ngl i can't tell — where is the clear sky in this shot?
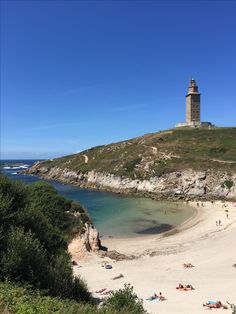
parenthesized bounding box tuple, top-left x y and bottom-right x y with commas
(1, 0, 236, 159)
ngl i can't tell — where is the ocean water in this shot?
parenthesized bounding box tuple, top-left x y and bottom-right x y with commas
(1, 160, 194, 238)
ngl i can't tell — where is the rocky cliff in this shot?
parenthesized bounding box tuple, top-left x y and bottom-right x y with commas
(26, 163, 236, 200)
(68, 223, 103, 259)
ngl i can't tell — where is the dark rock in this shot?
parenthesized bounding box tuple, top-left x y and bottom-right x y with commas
(100, 250, 135, 261)
(136, 223, 173, 235)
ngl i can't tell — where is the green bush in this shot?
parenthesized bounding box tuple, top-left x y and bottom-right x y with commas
(0, 175, 91, 303)
(1, 227, 48, 286)
(223, 180, 234, 189)
(26, 182, 90, 233)
(0, 281, 148, 314)
(16, 206, 67, 254)
(103, 283, 147, 314)
(0, 177, 27, 252)
(124, 158, 142, 173)
(0, 176, 149, 313)
(0, 281, 97, 314)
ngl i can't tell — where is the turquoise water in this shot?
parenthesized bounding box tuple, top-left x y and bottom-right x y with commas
(1, 160, 194, 238)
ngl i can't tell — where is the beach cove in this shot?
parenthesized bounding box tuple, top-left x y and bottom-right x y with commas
(1, 160, 195, 239)
(72, 201, 236, 314)
(2, 162, 236, 313)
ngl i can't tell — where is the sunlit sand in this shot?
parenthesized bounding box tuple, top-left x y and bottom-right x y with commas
(72, 201, 236, 314)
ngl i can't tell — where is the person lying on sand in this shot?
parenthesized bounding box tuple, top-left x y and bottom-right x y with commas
(146, 292, 166, 301)
(185, 284, 194, 290)
(158, 292, 167, 301)
(183, 263, 195, 268)
(111, 273, 124, 280)
(176, 283, 195, 291)
(101, 289, 113, 295)
(203, 301, 228, 309)
(146, 293, 158, 301)
(95, 288, 107, 294)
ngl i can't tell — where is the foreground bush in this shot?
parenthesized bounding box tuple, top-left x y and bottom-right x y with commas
(103, 283, 147, 314)
(0, 281, 147, 314)
(0, 281, 97, 314)
(0, 176, 147, 313)
(0, 175, 91, 302)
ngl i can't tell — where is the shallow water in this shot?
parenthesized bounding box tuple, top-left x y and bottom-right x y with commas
(1, 160, 194, 238)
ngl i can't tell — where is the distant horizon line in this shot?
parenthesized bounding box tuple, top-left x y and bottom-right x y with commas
(1, 158, 46, 161)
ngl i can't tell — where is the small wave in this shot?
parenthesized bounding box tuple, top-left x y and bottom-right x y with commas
(12, 172, 17, 175)
(3, 165, 29, 170)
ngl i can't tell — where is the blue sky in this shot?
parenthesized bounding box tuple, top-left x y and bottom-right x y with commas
(1, 0, 236, 159)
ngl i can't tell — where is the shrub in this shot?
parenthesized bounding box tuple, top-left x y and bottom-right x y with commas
(223, 180, 234, 189)
(0, 176, 148, 312)
(103, 283, 147, 314)
(0, 175, 92, 303)
(0, 227, 49, 287)
(47, 253, 92, 302)
(124, 158, 142, 173)
(0, 281, 97, 314)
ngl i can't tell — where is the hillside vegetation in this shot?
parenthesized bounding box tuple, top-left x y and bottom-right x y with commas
(41, 128, 236, 179)
(0, 175, 91, 302)
(0, 176, 147, 313)
(0, 280, 146, 314)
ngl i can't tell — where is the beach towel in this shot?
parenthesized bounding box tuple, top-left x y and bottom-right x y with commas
(208, 301, 217, 305)
(146, 297, 159, 301)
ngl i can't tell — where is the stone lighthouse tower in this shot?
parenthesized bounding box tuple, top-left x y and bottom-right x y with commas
(186, 78, 201, 125)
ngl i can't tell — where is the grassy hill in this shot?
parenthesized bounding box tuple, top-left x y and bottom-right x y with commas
(41, 128, 236, 179)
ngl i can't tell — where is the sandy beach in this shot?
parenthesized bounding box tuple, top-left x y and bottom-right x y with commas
(73, 201, 236, 314)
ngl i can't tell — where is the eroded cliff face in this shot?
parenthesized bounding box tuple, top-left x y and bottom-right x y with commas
(68, 223, 102, 259)
(25, 162, 236, 200)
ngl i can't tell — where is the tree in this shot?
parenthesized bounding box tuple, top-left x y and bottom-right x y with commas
(0, 176, 92, 303)
(1, 227, 49, 287)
